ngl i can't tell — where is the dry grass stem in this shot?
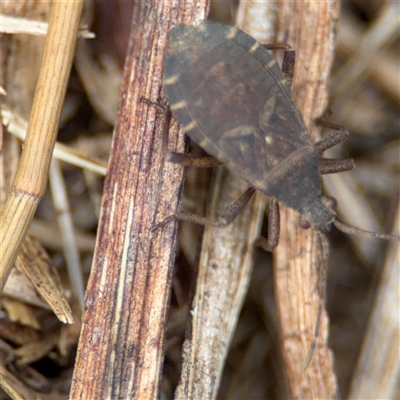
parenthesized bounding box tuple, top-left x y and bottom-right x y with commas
(1, 106, 107, 176)
(236, 1, 339, 398)
(49, 159, 84, 310)
(0, 1, 84, 288)
(0, 14, 94, 39)
(14, 235, 73, 324)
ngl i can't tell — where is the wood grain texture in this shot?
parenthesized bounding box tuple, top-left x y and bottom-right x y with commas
(0, 1, 83, 289)
(237, 1, 339, 398)
(69, 1, 209, 399)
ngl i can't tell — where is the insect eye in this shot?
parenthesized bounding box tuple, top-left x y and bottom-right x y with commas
(324, 196, 337, 210)
(299, 219, 311, 230)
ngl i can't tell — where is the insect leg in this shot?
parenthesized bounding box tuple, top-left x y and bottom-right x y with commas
(254, 199, 280, 252)
(152, 187, 256, 232)
(281, 49, 295, 89)
(318, 158, 354, 175)
(314, 129, 349, 154)
(166, 151, 221, 168)
(263, 44, 295, 88)
(140, 97, 221, 168)
(314, 119, 350, 153)
(314, 119, 355, 174)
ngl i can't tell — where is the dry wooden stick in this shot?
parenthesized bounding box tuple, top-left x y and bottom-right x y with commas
(237, 1, 339, 398)
(70, 2, 208, 399)
(175, 170, 266, 399)
(0, 1, 83, 289)
(272, 1, 339, 398)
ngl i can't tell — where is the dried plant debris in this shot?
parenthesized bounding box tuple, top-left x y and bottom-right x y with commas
(1, 1, 398, 399)
(1, 2, 112, 398)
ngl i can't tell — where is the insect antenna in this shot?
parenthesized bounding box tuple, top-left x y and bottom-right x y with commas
(333, 220, 400, 242)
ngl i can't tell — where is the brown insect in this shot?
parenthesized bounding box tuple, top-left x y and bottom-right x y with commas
(142, 22, 399, 367)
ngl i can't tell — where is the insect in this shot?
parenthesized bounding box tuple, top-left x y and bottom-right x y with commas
(157, 22, 397, 242)
(143, 21, 399, 366)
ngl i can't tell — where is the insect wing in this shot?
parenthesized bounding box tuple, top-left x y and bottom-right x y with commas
(164, 23, 318, 201)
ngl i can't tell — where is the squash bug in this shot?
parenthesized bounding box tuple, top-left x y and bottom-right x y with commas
(143, 22, 399, 366)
